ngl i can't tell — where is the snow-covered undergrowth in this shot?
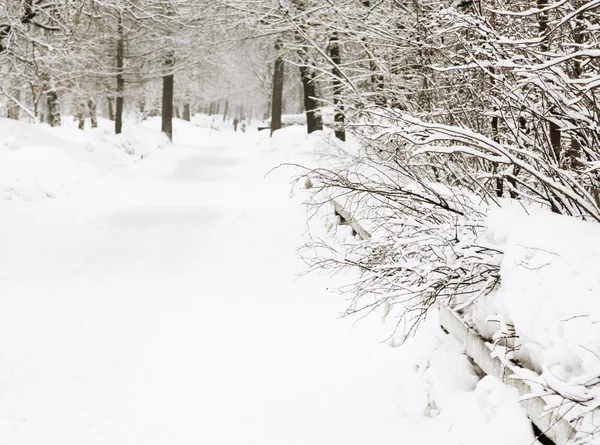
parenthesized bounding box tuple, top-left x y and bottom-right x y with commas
(262, 125, 536, 444)
(282, 119, 600, 440)
(0, 117, 169, 201)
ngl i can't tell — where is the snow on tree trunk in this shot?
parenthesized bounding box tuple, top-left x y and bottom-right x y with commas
(76, 101, 86, 130)
(108, 97, 115, 121)
(7, 89, 20, 120)
(88, 98, 98, 128)
(46, 80, 61, 128)
(329, 32, 345, 142)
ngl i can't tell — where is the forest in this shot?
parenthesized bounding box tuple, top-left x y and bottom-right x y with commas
(3, 0, 600, 350)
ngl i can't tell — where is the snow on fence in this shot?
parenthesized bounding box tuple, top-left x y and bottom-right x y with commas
(329, 198, 577, 445)
(331, 199, 371, 241)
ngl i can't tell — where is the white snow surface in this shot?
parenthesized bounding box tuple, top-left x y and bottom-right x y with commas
(0, 120, 534, 444)
(469, 207, 600, 435)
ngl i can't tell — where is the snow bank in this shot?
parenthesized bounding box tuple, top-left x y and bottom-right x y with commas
(0, 118, 167, 201)
(271, 122, 600, 437)
(466, 208, 600, 433)
(398, 313, 534, 445)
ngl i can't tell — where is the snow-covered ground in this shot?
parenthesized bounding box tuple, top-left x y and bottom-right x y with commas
(466, 207, 600, 437)
(0, 118, 535, 444)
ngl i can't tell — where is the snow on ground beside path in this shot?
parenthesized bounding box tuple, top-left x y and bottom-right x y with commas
(0, 117, 168, 201)
(256, 125, 536, 444)
(0, 120, 534, 444)
(270, 122, 600, 439)
(465, 207, 600, 436)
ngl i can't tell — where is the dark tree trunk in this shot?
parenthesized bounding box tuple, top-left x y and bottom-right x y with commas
(537, 0, 550, 52)
(222, 99, 229, 121)
(270, 42, 285, 136)
(550, 119, 562, 162)
(567, 4, 585, 170)
(491, 111, 502, 197)
(329, 32, 345, 141)
(161, 54, 174, 141)
(88, 98, 98, 128)
(292, 0, 323, 133)
(183, 103, 190, 121)
(115, 13, 124, 135)
(299, 65, 323, 133)
(537, 0, 561, 165)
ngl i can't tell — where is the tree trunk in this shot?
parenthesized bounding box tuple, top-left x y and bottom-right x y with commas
(115, 13, 125, 135)
(537, 0, 561, 164)
(292, 0, 323, 133)
(222, 99, 229, 122)
(537, 0, 550, 52)
(183, 103, 191, 121)
(329, 32, 345, 141)
(46, 86, 61, 127)
(567, 3, 585, 170)
(175, 105, 181, 119)
(271, 43, 287, 137)
(299, 65, 322, 134)
(161, 54, 174, 141)
(88, 98, 98, 128)
(76, 101, 85, 130)
(361, 0, 384, 102)
(550, 119, 562, 162)
(7, 89, 20, 120)
(108, 96, 115, 121)
(492, 114, 503, 197)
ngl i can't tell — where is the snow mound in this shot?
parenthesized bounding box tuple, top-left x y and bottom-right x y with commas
(468, 207, 600, 431)
(404, 314, 534, 445)
(0, 118, 166, 201)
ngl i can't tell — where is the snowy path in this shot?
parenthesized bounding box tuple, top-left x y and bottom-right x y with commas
(0, 132, 418, 444)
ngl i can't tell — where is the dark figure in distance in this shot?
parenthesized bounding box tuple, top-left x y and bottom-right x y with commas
(233, 118, 239, 131)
